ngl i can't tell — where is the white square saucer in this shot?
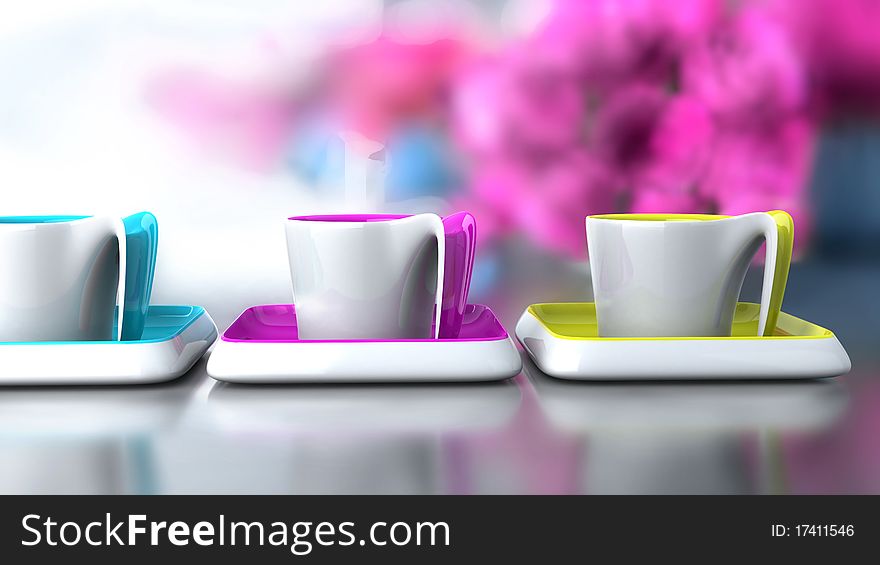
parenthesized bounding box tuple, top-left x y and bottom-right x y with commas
(0, 306, 217, 385)
(207, 304, 522, 383)
(516, 302, 851, 380)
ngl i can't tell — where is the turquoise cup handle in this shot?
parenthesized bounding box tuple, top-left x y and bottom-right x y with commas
(121, 212, 158, 340)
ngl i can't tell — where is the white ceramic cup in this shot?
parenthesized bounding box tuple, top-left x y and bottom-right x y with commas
(0, 216, 127, 341)
(586, 211, 794, 338)
(285, 214, 445, 340)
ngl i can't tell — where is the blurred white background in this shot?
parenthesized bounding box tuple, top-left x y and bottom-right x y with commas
(0, 0, 392, 324)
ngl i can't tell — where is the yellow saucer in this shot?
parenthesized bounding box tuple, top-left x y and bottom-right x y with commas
(528, 302, 833, 341)
(516, 302, 850, 380)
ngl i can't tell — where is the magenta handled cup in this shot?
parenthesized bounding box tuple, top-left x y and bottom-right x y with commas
(285, 212, 476, 340)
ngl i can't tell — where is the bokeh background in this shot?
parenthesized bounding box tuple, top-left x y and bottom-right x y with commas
(1, 0, 879, 494)
(3, 0, 880, 318)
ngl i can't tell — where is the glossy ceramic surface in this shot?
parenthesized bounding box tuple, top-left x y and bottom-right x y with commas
(0, 305, 216, 385)
(286, 213, 445, 340)
(0, 215, 127, 341)
(121, 212, 159, 341)
(516, 302, 851, 380)
(206, 303, 522, 382)
(0, 212, 157, 342)
(221, 303, 506, 342)
(286, 211, 475, 339)
(440, 212, 476, 338)
(586, 211, 793, 337)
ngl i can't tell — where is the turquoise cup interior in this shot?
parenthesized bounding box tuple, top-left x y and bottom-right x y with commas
(0, 212, 158, 341)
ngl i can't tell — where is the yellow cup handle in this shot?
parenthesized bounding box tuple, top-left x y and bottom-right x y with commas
(756, 210, 794, 336)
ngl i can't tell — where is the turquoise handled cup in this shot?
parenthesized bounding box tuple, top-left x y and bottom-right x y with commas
(0, 212, 157, 342)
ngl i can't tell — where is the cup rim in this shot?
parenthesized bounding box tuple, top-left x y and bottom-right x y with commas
(588, 213, 730, 222)
(0, 215, 90, 224)
(288, 214, 412, 223)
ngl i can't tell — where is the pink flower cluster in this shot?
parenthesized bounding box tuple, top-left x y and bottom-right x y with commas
(146, 0, 880, 259)
(454, 0, 833, 257)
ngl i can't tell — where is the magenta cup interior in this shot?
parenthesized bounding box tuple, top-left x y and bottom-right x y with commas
(222, 304, 507, 343)
(288, 214, 410, 222)
(287, 212, 476, 339)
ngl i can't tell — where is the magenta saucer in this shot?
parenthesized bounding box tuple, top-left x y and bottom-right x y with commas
(207, 304, 522, 383)
(222, 304, 507, 343)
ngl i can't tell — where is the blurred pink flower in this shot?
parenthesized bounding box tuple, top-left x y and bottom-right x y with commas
(147, 70, 296, 170)
(320, 37, 467, 139)
(628, 94, 715, 212)
(511, 153, 618, 258)
(702, 117, 816, 249)
(703, 117, 814, 202)
(683, 6, 806, 126)
(590, 83, 668, 171)
(636, 94, 714, 190)
(630, 187, 707, 214)
(469, 159, 528, 220)
(470, 152, 618, 258)
(452, 58, 508, 156)
(453, 47, 585, 159)
(452, 1, 822, 258)
(773, 0, 880, 116)
(536, 0, 722, 87)
(502, 47, 587, 154)
(591, 86, 714, 194)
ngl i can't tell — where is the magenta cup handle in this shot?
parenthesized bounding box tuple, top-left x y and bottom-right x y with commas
(439, 212, 476, 338)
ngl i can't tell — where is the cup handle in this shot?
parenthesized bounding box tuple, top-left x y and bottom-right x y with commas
(428, 216, 446, 340)
(120, 212, 159, 341)
(111, 218, 128, 342)
(438, 211, 476, 339)
(755, 210, 794, 336)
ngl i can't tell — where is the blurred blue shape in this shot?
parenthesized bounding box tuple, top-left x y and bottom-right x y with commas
(285, 124, 345, 187)
(285, 124, 462, 200)
(385, 125, 462, 200)
(467, 251, 501, 300)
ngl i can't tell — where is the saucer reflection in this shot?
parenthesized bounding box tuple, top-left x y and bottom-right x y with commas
(189, 379, 524, 494)
(525, 361, 847, 432)
(0, 363, 204, 494)
(0, 366, 202, 438)
(524, 360, 849, 494)
(203, 379, 522, 436)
